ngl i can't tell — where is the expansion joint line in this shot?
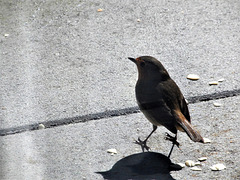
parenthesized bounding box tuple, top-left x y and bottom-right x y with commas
(0, 89, 240, 136)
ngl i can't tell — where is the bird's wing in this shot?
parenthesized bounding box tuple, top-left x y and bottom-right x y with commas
(157, 79, 191, 123)
(179, 96, 191, 123)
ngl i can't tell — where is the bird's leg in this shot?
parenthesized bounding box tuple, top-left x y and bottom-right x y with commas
(165, 133, 180, 158)
(165, 133, 180, 147)
(135, 125, 157, 152)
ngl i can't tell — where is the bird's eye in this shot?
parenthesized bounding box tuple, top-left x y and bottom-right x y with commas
(140, 62, 145, 67)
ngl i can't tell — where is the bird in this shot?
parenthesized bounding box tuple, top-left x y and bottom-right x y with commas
(128, 56, 204, 158)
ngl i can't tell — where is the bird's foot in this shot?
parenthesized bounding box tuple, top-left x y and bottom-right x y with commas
(165, 133, 180, 148)
(135, 137, 150, 152)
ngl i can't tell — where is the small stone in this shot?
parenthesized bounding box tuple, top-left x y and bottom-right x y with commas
(218, 78, 225, 82)
(187, 74, 200, 80)
(185, 160, 195, 167)
(4, 33, 9, 37)
(198, 157, 207, 162)
(97, 8, 103, 12)
(107, 148, 117, 154)
(209, 81, 219, 85)
(177, 163, 185, 168)
(210, 164, 226, 171)
(203, 137, 211, 143)
(137, 19, 141, 22)
(190, 167, 202, 171)
(213, 102, 222, 107)
(195, 162, 201, 166)
(38, 124, 45, 129)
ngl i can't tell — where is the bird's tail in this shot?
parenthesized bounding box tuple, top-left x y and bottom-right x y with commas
(175, 111, 204, 143)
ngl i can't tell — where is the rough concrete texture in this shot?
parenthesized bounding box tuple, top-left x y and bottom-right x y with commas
(0, 0, 240, 179)
(1, 0, 239, 129)
(0, 97, 239, 179)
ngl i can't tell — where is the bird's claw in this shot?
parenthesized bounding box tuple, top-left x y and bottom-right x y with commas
(135, 137, 150, 152)
(165, 133, 180, 148)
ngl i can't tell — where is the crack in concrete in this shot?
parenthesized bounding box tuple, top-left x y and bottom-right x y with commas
(1, 89, 240, 136)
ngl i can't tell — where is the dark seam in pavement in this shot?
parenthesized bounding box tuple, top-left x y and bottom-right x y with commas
(1, 89, 240, 136)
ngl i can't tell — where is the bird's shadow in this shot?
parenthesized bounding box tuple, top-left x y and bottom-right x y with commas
(96, 152, 182, 180)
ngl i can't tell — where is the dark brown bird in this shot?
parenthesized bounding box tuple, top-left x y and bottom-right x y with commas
(128, 56, 204, 157)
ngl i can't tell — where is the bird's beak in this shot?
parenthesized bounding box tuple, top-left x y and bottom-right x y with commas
(128, 57, 137, 63)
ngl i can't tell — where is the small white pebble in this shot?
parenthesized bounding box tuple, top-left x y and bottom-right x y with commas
(177, 163, 185, 168)
(195, 162, 201, 166)
(187, 74, 200, 80)
(210, 164, 226, 171)
(213, 102, 222, 107)
(4, 33, 9, 37)
(137, 19, 141, 22)
(190, 167, 202, 171)
(198, 157, 207, 162)
(218, 78, 225, 82)
(209, 81, 219, 85)
(38, 124, 45, 129)
(203, 137, 211, 143)
(185, 160, 195, 167)
(107, 148, 117, 154)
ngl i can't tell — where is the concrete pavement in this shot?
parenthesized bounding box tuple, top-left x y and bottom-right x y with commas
(1, 0, 239, 179)
(1, 97, 239, 179)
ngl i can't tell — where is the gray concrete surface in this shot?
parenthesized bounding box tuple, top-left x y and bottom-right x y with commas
(0, 97, 239, 179)
(1, 0, 240, 129)
(0, 0, 240, 179)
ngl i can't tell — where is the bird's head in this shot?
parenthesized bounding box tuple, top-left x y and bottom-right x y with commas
(128, 56, 170, 81)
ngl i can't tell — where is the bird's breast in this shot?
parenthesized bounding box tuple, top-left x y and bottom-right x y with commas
(138, 101, 174, 127)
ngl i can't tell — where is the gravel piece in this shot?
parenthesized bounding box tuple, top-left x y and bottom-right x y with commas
(213, 102, 222, 107)
(209, 81, 219, 85)
(210, 164, 226, 171)
(203, 137, 211, 143)
(198, 157, 207, 162)
(187, 74, 200, 80)
(190, 167, 202, 171)
(185, 160, 195, 167)
(107, 148, 117, 155)
(38, 124, 45, 129)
